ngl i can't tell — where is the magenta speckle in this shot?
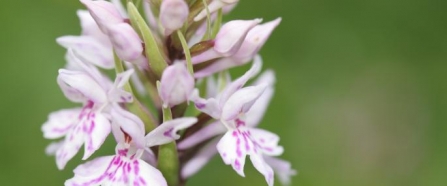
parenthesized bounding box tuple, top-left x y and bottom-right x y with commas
(163, 127, 174, 138)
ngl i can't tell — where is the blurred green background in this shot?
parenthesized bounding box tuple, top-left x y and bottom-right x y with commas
(1, 0, 446, 185)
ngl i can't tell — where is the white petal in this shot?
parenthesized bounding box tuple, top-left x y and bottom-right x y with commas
(110, 104, 145, 148)
(108, 69, 134, 103)
(206, 76, 218, 98)
(67, 49, 113, 90)
(245, 70, 276, 127)
(221, 84, 268, 122)
(145, 117, 198, 147)
(250, 153, 274, 186)
(190, 89, 221, 119)
(217, 129, 252, 177)
(181, 138, 220, 178)
(82, 112, 111, 160)
(57, 36, 114, 69)
(66, 152, 167, 186)
(250, 128, 284, 156)
(58, 69, 108, 104)
(56, 124, 84, 170)
(264, 156, 297, 186)
(45, 141, 65, 156)
(42, 108, 82, 139)
(73, 155, 114, 178)
(218, 56, 262, 105)
(178, 121, 226, 150)
(76, 10, 110, 45)
(194, 57, 239, 78)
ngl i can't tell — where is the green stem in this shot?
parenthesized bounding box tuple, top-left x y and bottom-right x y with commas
(114, 52, 157, 132)
(211, 8, 223, 38)
(201, 0, 212, 40)
(177, 30, 194, 75)
(156, 81, 180, 186)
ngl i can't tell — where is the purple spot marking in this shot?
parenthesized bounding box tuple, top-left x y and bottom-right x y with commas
(235, 119, 245, 128)
(196, 103, 206, 109)
(234, 159, 241, 170)
(163, 127, 174, 138)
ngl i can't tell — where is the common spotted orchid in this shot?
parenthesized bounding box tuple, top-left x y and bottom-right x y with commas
(42, 0, 294, 185)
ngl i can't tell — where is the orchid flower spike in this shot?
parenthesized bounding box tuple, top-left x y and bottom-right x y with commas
(45, 0, 293, 185)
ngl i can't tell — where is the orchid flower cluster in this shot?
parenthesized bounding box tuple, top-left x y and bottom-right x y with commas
(41, 0, 295, 185)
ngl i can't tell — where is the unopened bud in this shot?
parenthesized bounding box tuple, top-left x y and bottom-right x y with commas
(160, 0, 189, 36)
(159, 62, 195, 108)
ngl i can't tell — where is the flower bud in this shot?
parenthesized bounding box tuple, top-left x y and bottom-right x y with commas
(214, 19, 261, 56)
(159, 62, 195, 108)
(106, 23, 143, 62)
(190, 19, 261, 64)
(193, 19, 281, 77)
(160, 0, 189, 36)
(233, 18, 282, 62)
(80, 0, 124, 34)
